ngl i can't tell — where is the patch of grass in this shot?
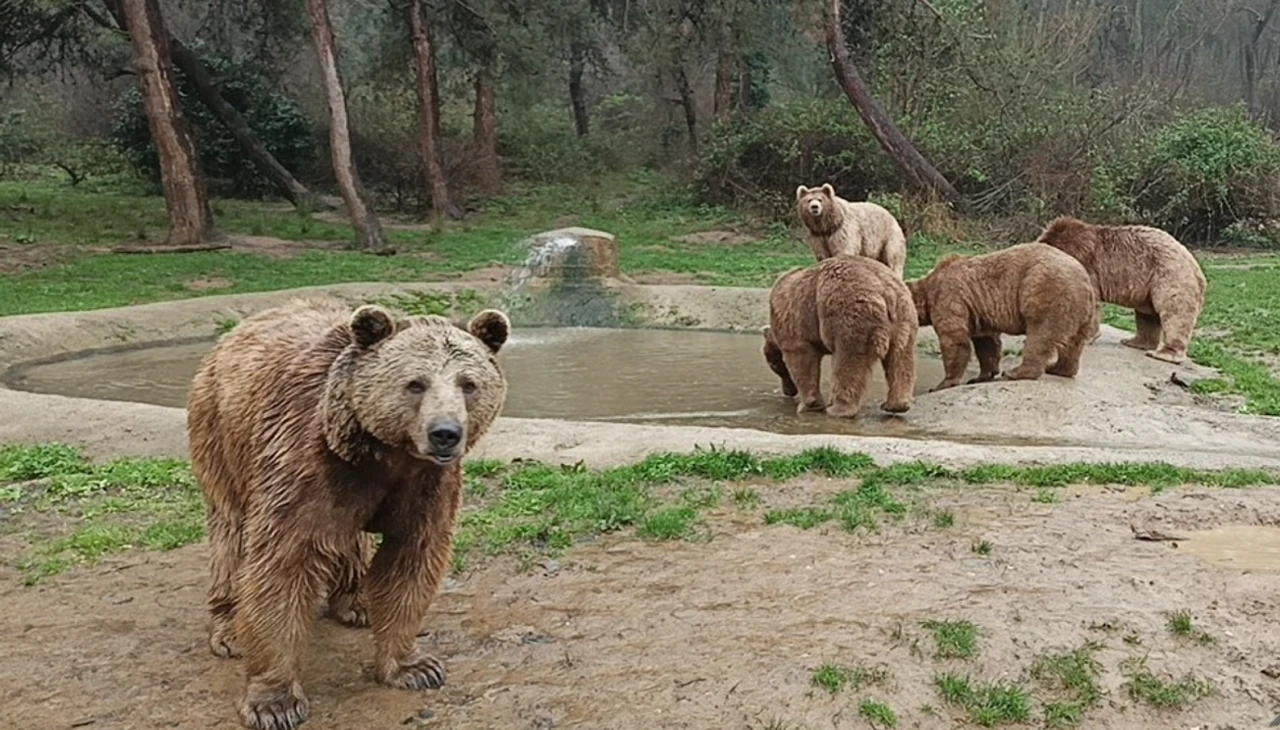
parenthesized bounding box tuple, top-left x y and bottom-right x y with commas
(0, 444, 204, 584)
(732, 487, 760, 508)
(922, 619, 979, 660)
(932, 509, 955, 528)
(764, 506, 833, 529)
(971, 539, 993, 555)
(1030, 643, 1102, 728)
(934, 673, 1031, 727)
(215, 317, 238, 335)
(857, 699, 898, 728)
(0, 443, 90, 481)
(810, 663, 890, 695)
(957, 460, 1278, 490)
(1165, 609, 1216, 645)
(1120, 657, 1214, 709)
(637, 505, 701, 540)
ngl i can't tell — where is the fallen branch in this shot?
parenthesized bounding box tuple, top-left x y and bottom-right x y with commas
(111, 243, 233, 254)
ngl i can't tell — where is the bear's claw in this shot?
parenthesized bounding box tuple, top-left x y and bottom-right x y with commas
(239, 683, 308, 730)
(383, 652, 447, 691)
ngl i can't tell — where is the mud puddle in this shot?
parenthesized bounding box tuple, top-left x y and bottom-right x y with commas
(1179, 525, 1280, 572)
(4, 327, 981, 439)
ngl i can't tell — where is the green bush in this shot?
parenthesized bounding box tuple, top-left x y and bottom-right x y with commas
(497, 103, 645, 184)
(1091, 106, 1280, 241)
(693, 100, 898, 220)
(111, 44, 317, 199)
(0, 109, 49, 169)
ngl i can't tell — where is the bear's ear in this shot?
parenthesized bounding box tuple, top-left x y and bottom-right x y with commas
(350, 305, 397, 350)
(820, 183, 835, 198)
(795, 185, 808, 201)
(468, 309, 510, 354)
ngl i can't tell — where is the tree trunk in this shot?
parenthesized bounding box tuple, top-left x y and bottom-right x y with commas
(822, 0, 969, 212)
(305, 0, 387, 251)
(116, 0, 217, 246)
(569, 43, 590, 137)
(736, 56, 752, 113)
(713, 8, 736, 120)
(409, 0, 452, 223)
(673, 64, 698, 155)
(168, 39, 333, 211)
(472, 64, 502, 195)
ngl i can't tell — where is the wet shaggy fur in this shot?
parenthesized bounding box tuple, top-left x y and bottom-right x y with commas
(908, 243, 1099, 391)
(1036, 216, 1207, 363)
(186, 298, 510, 730)
(796, 183, 907, 278)
(763, 255, 917, 417)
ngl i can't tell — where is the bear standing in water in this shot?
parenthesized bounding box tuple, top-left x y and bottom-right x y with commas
(763, 255, 918, 417)
(187, 299, 510, 730)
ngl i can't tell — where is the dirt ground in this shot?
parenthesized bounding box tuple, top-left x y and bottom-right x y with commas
(3, 481, 1280, 730)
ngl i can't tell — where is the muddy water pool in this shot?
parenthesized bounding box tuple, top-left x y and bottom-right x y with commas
(6, 327, 961, 438)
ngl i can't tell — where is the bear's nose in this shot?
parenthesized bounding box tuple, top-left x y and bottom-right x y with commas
(427, 422, 462, 451)
(809, 203, 821, 213)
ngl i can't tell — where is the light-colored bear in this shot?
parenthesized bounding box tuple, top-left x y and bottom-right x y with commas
(796, 183, 907, 279)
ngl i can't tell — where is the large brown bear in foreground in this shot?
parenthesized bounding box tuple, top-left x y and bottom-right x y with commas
(796, 183, 907, 278)
(908, 243, 1098, 391)
(186, 298, 510, 730)
(762, 255, 917, 417)
(1036, 216, 1206, 364)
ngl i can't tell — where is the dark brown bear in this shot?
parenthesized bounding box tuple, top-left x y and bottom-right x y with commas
(763, 255, 917, 417)
(186, 298, 510, 730)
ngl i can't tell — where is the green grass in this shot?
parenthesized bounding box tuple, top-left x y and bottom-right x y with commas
(810, 663, 890, 695)
(0, 443, 203, 584)
(857, 699, 898, 728)
(934, 673, 1032, 726)
(922, 619, 979, 660)
(1030, 643, 1103, 728)
(1164, 609, 1216, 645)
(1120, 657, 1214, 709)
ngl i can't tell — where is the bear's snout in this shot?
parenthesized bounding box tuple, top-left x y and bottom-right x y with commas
(427, 420, 463, 451)
(807, 201, 822, 216)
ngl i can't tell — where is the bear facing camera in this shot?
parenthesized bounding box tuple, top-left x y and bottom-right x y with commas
(185, 298, 510, 730)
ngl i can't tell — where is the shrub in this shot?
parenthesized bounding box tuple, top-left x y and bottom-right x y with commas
(693, 100, 898, 220)
(1091, 106, 1280, 242)
(111, 44, 317, 199)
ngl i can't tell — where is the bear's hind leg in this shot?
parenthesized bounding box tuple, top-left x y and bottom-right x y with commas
(782, 346, 825, 413)
(1121, 311, 1161, 351)
(968, 335, 1002, 385)
(826, 345, 876, 418)
(1003, 325, 1056, 380)
(233, 526, 329, 730)
(881, 327, 916, 413)
(1147, 284, 1202, 364)
(206, 505, 245, 658)
(366, 489, 460, 692)
(326, 532, 374, 628)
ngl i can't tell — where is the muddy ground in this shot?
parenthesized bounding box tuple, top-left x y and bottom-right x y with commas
(4, 481, 1280, 729)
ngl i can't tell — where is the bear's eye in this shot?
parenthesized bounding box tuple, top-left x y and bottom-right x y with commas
(406, 379, 426, 394)
(460, 379, 478, 395)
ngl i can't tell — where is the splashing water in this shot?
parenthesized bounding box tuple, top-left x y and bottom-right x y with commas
(497, 232, 628, 328)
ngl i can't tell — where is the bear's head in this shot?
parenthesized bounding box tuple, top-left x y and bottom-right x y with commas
(796, 183, 838, 218)
(324, 305, 510, 466)
(760, 325, 798, 397)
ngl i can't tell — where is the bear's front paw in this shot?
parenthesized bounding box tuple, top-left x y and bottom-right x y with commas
(239, 681, 308, 730)
(929, 378, 961, 392)
(826, 402, 860, 418)
(965, 373, 996, 385)
(880, 399, 911, 413)
(380, 649, 446, 691)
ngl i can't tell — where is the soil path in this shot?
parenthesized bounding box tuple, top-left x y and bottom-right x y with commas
(3, 485, 1280, 729)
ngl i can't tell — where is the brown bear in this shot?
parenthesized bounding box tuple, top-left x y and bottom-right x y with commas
(1035, 216, 1207, 364)
(186, 298, 510, 730)
(796, 183, 908, 278)
(907, 243, 1099, 391)
(763, 255, 917, 417)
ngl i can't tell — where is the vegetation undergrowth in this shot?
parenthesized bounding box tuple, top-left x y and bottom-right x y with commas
(5, 442, 1277, 584)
